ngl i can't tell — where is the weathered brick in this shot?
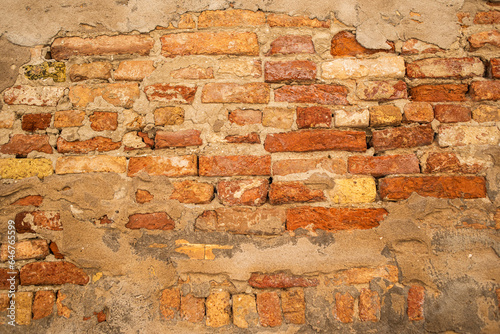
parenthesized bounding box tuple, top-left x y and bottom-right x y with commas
(196, 208, 285, 235)
(225, 133, 260, 144)
(114, 60, 155, 81)
(16, 291, 33, 325)
(329, 177, 376, 204)
(54, 110, 85, 128)
(164, 13, 195, 29)
(0, 268, 19, 290)
(256, 292, 282, 327)
(438, 125, 499, 146)
(281, 288, 305, 324)
(287, 207, 387, 231)
(0, 110, 15, 129)
(199, 155, 270, 176)
(264, 60, 316, 82)
(331, 265, 399, 285)
(359, 289, 380, 322)
(57, 136, 120, 154)
(233, 294, 258, 328)
(406, 57, 484, 78)
(144, 84, 197, 104)
(403, 102, 434, 123)
(32, 290, 55, 320)
(468, 30, 500, 49)
(56, 291, 71, 318)
(198, 9, 265, 27)
(217, 179, 268, 206)
(472, 105, 500, 122)
(155, 129, 202, 148)
(474, 11, 500, 24)
(56, 156, 126, 174)
(349, 155, 420, 177)
(369, 105, 402, 127)
(434, 104, 471, 123)
(1, 134, 52, 156)
(160, 287, 180, 320)
(154, 107, 184, 126)
(273, 157, 346, 176)
(128, 155, 197, 177)
(161, 32, 259, 56)
(410, 84, 468, 102)
(408, 286, 425, 321)
(171, 65, 214, 79)
(470, 80, 500, 101)
(330, 31, 393, 57)
(180, 294, 205, 323)
(228, 109, 262, 125)
(202, 83, 270, 104)
(24, 62, 65, 82)
(0, 158, 53, 179)
(15, 211, 62, 233)
(371, 125, 434, 151)
(262, 107, 294, 129)
(218, 59, 262, 78)
(268, 13, 330, 28)
(136, 189, 154, 204)
(491, 59, 500, 79)
(170, 180, 214, 204)
(0, 239, 49, 261)
(357, 80, 407, 100)
(21, 113, 52, 132)
(274, 84, 348, 105)
(335, 109, 370, 128)
(264, 129, 366, 153)
(269, 181, 325, 205)
(425, 152, 484, 174)
(51, 35, 154, 60)
(206, 291, 231, 328)
(123, 131, 154, 150)
(379, 176, 487, 200)
(4, 85, 65, 106)
(267, 35, 315, 55)
(69, 62, 112, 81)
(402, 39, 443, 55)
(20, 261, 88, 285)
(249, 272, 319, 289)
(69, 83, 140, 108)
(126, 212, 175, 230)
(322, 56, 405, 80)
(335, 292, 354, 323)
(297, 106, 332, 128)
(11, 195, 43, 207)
(89, 112, 118, 131)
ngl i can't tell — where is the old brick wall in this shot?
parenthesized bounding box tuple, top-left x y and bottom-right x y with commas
(0, 2, 499, 333)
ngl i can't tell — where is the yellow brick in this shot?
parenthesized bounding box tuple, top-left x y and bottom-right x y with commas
(206, 291, 231, 327)
(15, 292, 33, 325)
(0, 158, 53, 179)
(329, 177, 376, 203)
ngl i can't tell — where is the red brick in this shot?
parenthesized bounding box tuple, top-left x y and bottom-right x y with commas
(267, 35, 315, 55)
(424, 152, 484, 174)
(199, 155, 271, 176)
(51, 35, 154, 60)
(49, 242, 64, 259)
(0, 268, 19, 290)
(161, 32, 259, 56)
(54, 110, 85, 128)
(359, 289, 380, 322)
(474, 11, 500, 24)
(356, 80, 407, 100)
(89, 112, 118, 131)
(256, 292, 282, 327)
(69, 62, 112, 81)
(264, 129, 366, 153)
(3, 85, 65, 106)
(379, 176, 487, 200)
(406, 57, 484, 78)
(0, 239, 49, 261)
(69, 83, 140, 108)
(160, 287, 180, 320)
(56, 136, 120, 153)
(228, 109, 262, 125)
(296, 106, 332, 128)
(348, 155, 420, 177)
(11, 195, 43, 207)
(128, 155, 197, 177)
(281, 288, 305, 324)
(225, 133, 260, 144)
(180, 294, 205, 323)
(15, 211, 62, 233)
(267, 13, 330, 28)
(1, 134, 52, 155)
(202, 83, 270, 104)
(32, 290, 55, 320)
(371, 125, 434, 151)
(434, 104, 471, 123)
(126, 212, 175, 230)
(410, 84, 468, 102)
(170, 180, 214, 204)
(21, 113, 52, 131)
(136, 189, 154, 204)
(408, 285, 425, 321)
(249, 272, 318, 289)
(468, 30, 500, 49)
(335, 292, 354, 323)
(155, 129, 202, 148)
(217, 179, 268, 206)
(273, 157, 346, 176)
(274, 84, 348, 105)
(330, 31, 393, 57)
(403, 102, 434, 123)
(114, 60, 155, 81)
(264, 60, 316, 82)
(171, 66, 214, 79)
(470, 80, 500, 100)
(20, 261, 89, 285)
(198, 9, 265, 27)
(145, 84, 197, 104)
(286, 207, 388, 231)
(491, 58, 500, 78)
(401, 39, 443, 55)
(269, 182, 325, 205)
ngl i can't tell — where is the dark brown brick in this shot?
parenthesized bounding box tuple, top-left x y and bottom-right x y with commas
(1, 134, 52, 156)
(21, 113, 51, 131)
(15, 211, 62, 233)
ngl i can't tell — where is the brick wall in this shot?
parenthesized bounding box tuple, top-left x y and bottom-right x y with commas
(0, 7, 499, 333)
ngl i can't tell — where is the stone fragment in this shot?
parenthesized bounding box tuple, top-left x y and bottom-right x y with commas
(434, 104, 471, 123)
(335, 109, 369, 128)
(123, 132, 153, 150)
(267, 35, 315, 55)
(359, 289, 380, 322)
(281, 289, 306, 324)
(126, 212, 175, 230)
(206, 291, 231, 327)
(269, 182, 325, 205)
(0, 158, 53, 179)
(155, 129, 202, 148)
(170, 180, 214, 204)
(274, 84, 348, 105)
(199, 155, 271, 176)
(128, 155, 197, 177)
(69, 83, 140, 108)
(32, 290, 55, 320)
(296, 106, 332, 128)
(410, 84, 468, 102)
(406, 57, 484, 78)
(268, 13, 330, 28)
(233, 294, 258, 328)
(21, 113, 52, 131)
(198, 9, 265, 27)
(357, 80, 407, 100)
(256, 292, 282, 327)
(202, 83, 270, 104)
(160, 287, 180, 320)
(171, 65, 214, 79)
(228, 109, 261, 125)
(321, 56, 405, 79)
(369, 105, 402, 127)
(438, 125, 499, 146)
(470, 80, 500, 101)
(136, 189, 154, 204)
(217, 179, 268, 206)
(262, 107, 294, 129)
(11, 195, 43, 207)
(180, 294, 205, 323)
(15, 211, 62, 233)
(114, 60, 155, 81)
(144, 84, 197, 104)
(4, 85, 65, 106)
(56, 156, 127, 174)
(371, 125, 434, 151)
(218, 59, 262, 78)
(264, 60, 316, 82)
(408, 286, 425, 321)
(329, 177, 376, 204)
(20, 261, 89, 285)
(0, 239, 49, 261)
(69, 62, 112, 81)
(335, 292, 354, 323)
(1, 134, 52, 155)
(403, 102, 434, 123)
(348, 155, 420, 177)
(54, 110, 85, 128)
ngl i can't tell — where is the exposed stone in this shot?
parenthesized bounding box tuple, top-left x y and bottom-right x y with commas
(180, 294, 205, 323)
(228, 109, 261, 125)
(11, 195, 43, 207)
(274, 84, 348, 105)
(262, 107, 294, 129)
(267, 35, 315, 55)
(321, 56, 405, 80)
(136, 189, 154, 204)
(359, 289, 380, 322)
(491, 58, 500, 79)
(331, 265, 399, 285)
(218, 59, 262, 78)
(170, 180, 214, 204)
(406, 57, 484, 78)
(269, 181, 325, 205)
(0, 239, 49, 261)
(470, 80, 500, 101)
(15, 211, 62, 233)
(198, 9, 265, 27)
(438, 125, 499, 146)
(24, 62, 66, 82)
(249, 272, 319, 289)
(0, 158, 53, 179)
(335, 292, 354, 323)
(206, 291, 231, 328)
(0, 110, 15, 129)
(474, 11, 500, 24)
(160, 287, 180, 320)
(268, 13, 330, 28)
(468, 30, 500, 49)
(154, 107, 184, 126)
(401, 39, 443, 54)
(15, 291, 33, 325)
(20, 261, 89, 285)
(4, 85, 65, 106)
(56, 291, 71, 318)
(126, 212, 175, 230)
(217, 179, 268, 206)
(202, 83, 270, 104)
(472, 105, 500, 122)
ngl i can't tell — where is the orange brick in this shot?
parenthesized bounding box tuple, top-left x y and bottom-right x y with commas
(155, 129, 202, 148)
(11, 195, 43, 207)
(170, 66, 214, 79)
(15, 211, 61, 233)
(89, 112, 118, 131)
(359, 289, 380, 322)
(407, 286, 425, 321)
(331, 31, 393, 57)
(114, 60, 155, 81)
(371, 125, 434, 151)
(272, 157, 346, 176)
(264, 60, 316, 82)
(199, 155, 271, 176)
(128, 155, 197, 177)
(217, 179, 268, 206)
(268, 35, 315, 55)
(228, 109, 262, 125)
(335, 292, 354, 323)
(145, 84, 197, 104)
(126, 212, 174, 230)
(69, 83, 140, 108)
(160, 288, 180, 320)
(348, 155, 420, 177)
(470, 80, 500, 101)
(21, 113, 51, 131)
(474, 11, 500, 24)
(267, 13, 330, 28)
(256, 292, 282, 327)
(274, 85, 348, 105)
(296, 106, 332, 129)
(56, 156, 127, 174)
(69, 62, 112, 81)
(198, 9, 265, 28)
(406, 57, 484, 78)
(269, 182, 325, 205)
(20, 261, 89, 285)
(56, 137, 120, 154)
(468, 30, 500, 49)
(170, 180, 214, 204)
(202, 83, 270, 104)
(54, 110, 85, 128)
(0, 134, 52, 156)
(4, 85, 65, 106)
(180, 294, 205, 323)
